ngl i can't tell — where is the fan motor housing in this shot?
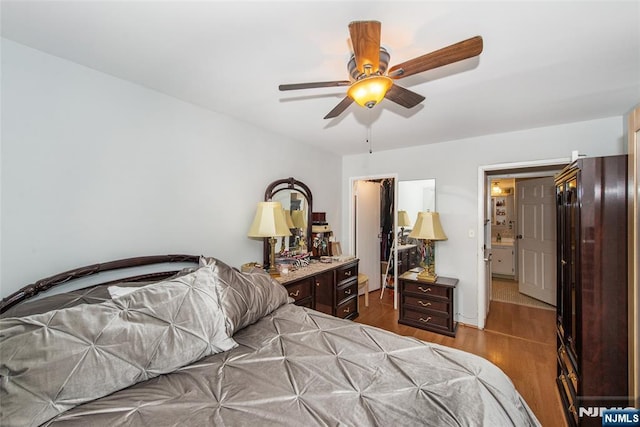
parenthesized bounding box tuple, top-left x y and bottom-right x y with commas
(348, 47, 390, 81)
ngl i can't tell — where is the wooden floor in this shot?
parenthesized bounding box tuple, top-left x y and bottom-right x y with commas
(356, 289, 566, 427)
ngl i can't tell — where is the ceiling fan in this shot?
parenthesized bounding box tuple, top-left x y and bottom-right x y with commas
(279, 21, 483, 119)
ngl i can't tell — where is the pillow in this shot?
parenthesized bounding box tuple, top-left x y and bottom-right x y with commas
(0, 265, 237, 427)
(107, 283, 152, 298)
(199, 256, 292, 335)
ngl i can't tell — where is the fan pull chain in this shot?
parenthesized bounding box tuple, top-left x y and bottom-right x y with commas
(366, 111, 373, 154)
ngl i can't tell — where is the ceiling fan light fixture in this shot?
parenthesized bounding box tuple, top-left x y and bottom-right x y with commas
(347, 75, 392, 108)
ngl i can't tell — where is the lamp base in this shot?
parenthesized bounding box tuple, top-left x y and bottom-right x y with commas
(268, 267, 281, 278)
(416, 270, 438, 283)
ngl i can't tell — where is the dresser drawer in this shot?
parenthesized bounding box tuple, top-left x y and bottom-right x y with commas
(403, 295, 449, 317)
(285, 278, 313, 303)
(337, 280, 358, 306)
(336, 296, 357, 319)
(404, 282, 450, 300)
(336, 263, 358, 286)
(402, 307, 450, 330)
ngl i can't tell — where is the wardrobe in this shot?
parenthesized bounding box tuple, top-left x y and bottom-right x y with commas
(555, 155, 628, 426)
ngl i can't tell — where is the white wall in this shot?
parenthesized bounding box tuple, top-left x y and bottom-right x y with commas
(341, 117, 626, 327)
(0, 39, 342, 297)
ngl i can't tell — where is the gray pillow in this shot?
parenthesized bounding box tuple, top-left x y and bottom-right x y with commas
(0, 265, 237, 427)
(200, 257, 292, 335)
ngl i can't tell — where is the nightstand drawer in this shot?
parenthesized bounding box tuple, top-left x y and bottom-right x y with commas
(403, 295, 449, 316)
(336, 263, 358, 285)
(398, 274, 458, 337)
(404, 282, 450, 300)
(285, 278, 313, 303)
(336, 296, 357, 319)
(337, 280, 358, 306)
(402, 308, 450, 329)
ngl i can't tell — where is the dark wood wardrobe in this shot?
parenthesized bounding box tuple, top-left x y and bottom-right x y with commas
(555, 155, 629, 427)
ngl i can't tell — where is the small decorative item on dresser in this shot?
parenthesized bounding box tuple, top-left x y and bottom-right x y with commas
(408, 211, 447, 283)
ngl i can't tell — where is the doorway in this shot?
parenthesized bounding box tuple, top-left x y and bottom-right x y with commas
(477, 159, 569, 329)
(350, 174, 398, 309)
(488, 176, 557, 313)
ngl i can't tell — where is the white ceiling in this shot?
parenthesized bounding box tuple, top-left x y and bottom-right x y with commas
(2, 1, 639, 155)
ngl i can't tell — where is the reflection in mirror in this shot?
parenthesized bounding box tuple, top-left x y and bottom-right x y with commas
(398, 179, 436, 266)
(272, 190, 308, 254)
(398, 179, 436, 229)
(263, 178, 313, 269)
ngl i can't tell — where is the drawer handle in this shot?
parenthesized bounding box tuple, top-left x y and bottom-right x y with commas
(418, 301, 432, 307)
(345, 289, 352, 295)
(316, 282, 320, 287)
(418, 287, 432, 293)
(343, 307, 350, 313)
(290, 290, 300, 297)
(568, 372, 577, 381)
(345, 271, 352, 277)
(419, 317, 432, 323)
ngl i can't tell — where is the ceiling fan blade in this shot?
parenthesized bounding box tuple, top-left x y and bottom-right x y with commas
(388, 36, 483, 79)
(324, 97, 354, 119)
(279, 81, 351, 91)
(348, 20, 381, 74)
(384, 84, 425, 109)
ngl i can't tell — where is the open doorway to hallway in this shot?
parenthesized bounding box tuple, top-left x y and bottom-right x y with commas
(488, 175, 557, 317)
(477, 159, 568, 333)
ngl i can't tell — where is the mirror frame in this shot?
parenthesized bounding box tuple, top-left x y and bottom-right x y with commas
(263, 177, 313, 268)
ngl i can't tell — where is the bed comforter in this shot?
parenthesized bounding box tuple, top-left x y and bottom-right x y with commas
(41, 302, 539, 426)
(1, 258, 540, 426)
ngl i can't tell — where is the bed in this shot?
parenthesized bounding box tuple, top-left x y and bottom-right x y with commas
(0, 254, 540, 426)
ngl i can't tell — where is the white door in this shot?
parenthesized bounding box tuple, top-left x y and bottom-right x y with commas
(355, 181, 381, 292)
(484, 179, 493, 318)
(517, 176, 556, 305)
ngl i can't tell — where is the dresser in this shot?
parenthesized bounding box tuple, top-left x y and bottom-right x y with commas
(275, 258, 359, 320)
(397, 244, 419, 275)
(555, 155, 628, 427)
(398, 271, 458, 337)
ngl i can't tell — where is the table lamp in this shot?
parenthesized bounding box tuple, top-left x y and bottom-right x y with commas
(279, 209, 296, 253)
(408, 211, 447, 282)
(397, 210, 411, 245)
(248, 201, 292, 276)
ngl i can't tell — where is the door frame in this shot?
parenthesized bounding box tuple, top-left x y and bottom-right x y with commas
(349, 173, 399, 309)
(477, 158, 569, 329)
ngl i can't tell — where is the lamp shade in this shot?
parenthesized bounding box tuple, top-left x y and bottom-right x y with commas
(290, 210, 307, 229)
(397, 210, 411, 228)
(284, 209, 295, 229)
(408, 212, 447, 241)
(347, 75, 393, 108)
(248, 202, 292, 238)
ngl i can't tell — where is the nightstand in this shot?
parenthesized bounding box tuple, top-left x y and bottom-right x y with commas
(398, 271, 458, 337)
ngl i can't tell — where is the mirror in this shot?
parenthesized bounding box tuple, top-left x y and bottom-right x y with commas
(398, 179, 436, 267)
(263, 177, 313, 268)
(398, 179, 436, 232)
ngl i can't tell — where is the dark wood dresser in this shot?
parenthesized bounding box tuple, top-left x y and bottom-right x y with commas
(397, 244, 419, 275)
(398, 271, 458, 337)
(555, 155, 628, 427)
(276, 259, 359, 320)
